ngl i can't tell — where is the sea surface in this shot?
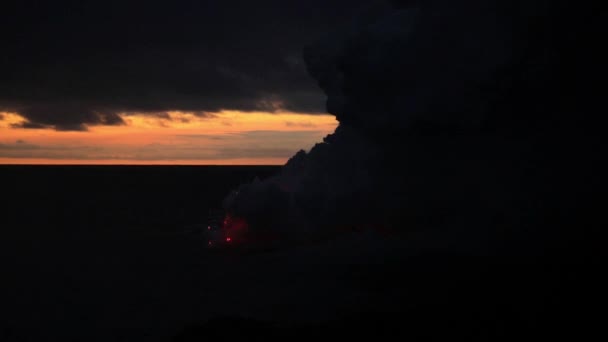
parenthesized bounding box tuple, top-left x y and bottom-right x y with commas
(0, 165, 280, 238)
(0, 166, 600, 341)
(0, 165, 281, 341)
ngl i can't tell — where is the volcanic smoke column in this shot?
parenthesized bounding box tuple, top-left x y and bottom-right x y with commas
(223, 0, 608, 246)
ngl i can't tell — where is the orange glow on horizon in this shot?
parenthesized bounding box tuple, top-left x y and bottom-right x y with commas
(0, 157, 287, 165)
(0, 110, 337, 165)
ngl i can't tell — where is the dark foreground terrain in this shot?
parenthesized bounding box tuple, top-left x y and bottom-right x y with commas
(0, 166, 603, 341)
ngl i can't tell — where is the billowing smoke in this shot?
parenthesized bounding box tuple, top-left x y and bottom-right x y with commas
(222, 0, 607, 250)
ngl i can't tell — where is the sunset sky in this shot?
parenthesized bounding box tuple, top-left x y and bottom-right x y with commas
(0, 0, 365, 165)
(0, 110, 337, 165)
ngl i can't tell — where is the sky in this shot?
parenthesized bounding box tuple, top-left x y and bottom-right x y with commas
(0, 0, 371, 164)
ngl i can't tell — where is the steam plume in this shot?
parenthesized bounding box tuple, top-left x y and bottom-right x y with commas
(223, 0, 607, 251)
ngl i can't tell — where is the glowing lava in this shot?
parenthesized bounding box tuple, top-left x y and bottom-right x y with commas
(213, 213, 248, 246)
(222, 214, 249, 231)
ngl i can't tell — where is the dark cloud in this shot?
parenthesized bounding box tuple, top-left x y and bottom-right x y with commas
(147, 112, 171, 120)
(11, 122, 51, 130)
(0, 0, 373, 130)
(10, 105, 126, 131)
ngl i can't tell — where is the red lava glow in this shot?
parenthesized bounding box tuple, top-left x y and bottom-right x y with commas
(219, 214, 249, 245)
(222, 214, 249, 231)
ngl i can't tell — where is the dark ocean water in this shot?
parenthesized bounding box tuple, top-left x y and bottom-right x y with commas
(0, 165, 280, 237)
(0, 166, 281, 341)
(0, 166, 602, 341)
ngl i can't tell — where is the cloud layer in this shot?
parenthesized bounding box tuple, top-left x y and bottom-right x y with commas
(0, 0, 372, 130)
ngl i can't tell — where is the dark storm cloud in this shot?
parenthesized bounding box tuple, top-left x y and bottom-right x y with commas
(0, 0, 373, 130)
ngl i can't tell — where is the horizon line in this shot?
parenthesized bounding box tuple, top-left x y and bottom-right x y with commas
(0, 163, 283, 167)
